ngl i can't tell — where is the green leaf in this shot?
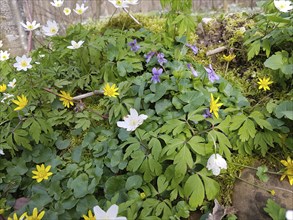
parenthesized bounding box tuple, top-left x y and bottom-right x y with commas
(201, 175, 220, 200)
(104, 176, 125, 200)
(150, 83, 167, 103)
(184, 174, 204, 208)
(117, 61, 133, 77)
(248, 40, 261, 60)
(264, 53, 284, 70)
(29, 120, 41, 144)
(155, 99, 172, 115)
(230, 114, 247, 131)
(274, 101, 293, 120)
(55, 138, 71, 150)
(75, 118, 91, 131)
(187, 136, 209, 155)
(157, 175, 169, 193)
(174, 145, 193, 178)
(149, 138, 162, 160)
(238, 119, 256, 142)
(13, 129, 32, 150)
(68, 173, 89, 198)
(249, 111, 272, 130)
(263, 199, 286, 220)
(214, 131, 232, 160)
(256, 165, 269, 182)
(127, 151, 145, 172)
(125, 175, 143, 190)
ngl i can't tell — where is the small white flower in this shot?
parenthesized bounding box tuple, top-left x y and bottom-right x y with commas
(93, 204, 127, 220)
(125, 0, 139, 5)
(42, 20, 59, 36)
(0, 40, 3, 48)
(8, 78, 16, 88)
(1, 93, 14, 103)
(67, 40, 84, 49)
(286, 210, 293, 220)
(238, 27, 246, 34)
(117, 108, 148, 131)
(274, 0, 293, 12)
(206, 154, 227, 176)
(0, 50, 10, 61)
(50, 0, 64, 7)
(0, 149, 4, 155)
(63, 7, 72, 15)
(202, 18, 213, 24)
(73, 3, 88, 15)
(20, 20, 40, 31)
(13, 55, 32, 71)
(108, 0, 129, 8)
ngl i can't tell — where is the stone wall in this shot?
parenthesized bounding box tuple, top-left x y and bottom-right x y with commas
(0, 0, 258, 56)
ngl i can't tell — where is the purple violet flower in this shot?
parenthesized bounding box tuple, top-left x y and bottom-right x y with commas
(128, 39, 140, 52)
(186, 43, 198, 55)
(204, 64, 220, 83)
(144, 51, 155, 63)
(187, 63, 198, 77)
(157, 53, 168, 66)
(151, 67, 163, 83)
(203, 109, 212, 118)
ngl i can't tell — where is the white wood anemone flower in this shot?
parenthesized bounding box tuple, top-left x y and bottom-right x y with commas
(0, 50, 10, 61)
(67, 40, 84, 49)
(20, 20, 40, 31)
(286, 210, 293, 220)
(13, 55, 32, 71)
(108, 0, 129, 8)
(8, 78, 16, 88)
(63, 7, 71, 16)
(274, 0, 293, 12)
(93, 204, 127, 220)
(117, 108, 148, 131)
(206, 154, 227, 176)
(73, 3, 88, 15)
(50, 0, 64, 7)
(125, 0, 139, 5)
(42, 20, 59, 36)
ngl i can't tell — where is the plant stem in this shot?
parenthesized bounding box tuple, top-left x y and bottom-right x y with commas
(235, 176, 272, 194)
(123, 8, 141, 25)
(231, 162, 282, 176)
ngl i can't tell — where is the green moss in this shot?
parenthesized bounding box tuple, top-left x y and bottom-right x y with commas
(217, 155, 255, 206)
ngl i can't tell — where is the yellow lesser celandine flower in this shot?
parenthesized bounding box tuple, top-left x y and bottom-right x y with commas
(223, 54, 236, 62)
(26, 208, 45, 220)
(12, 94, 28, 111)
(103, 83, 119, 97)
(257, 77, 273, 91)
(82, 210, 96, 220)
(0, 83, 7, 92)
(280, 156, 293, 185)
(59, 91, 74, 108)
(209, 93, 223, 119)
(32, 164, 53, 183)
(7, 212, 28, 220)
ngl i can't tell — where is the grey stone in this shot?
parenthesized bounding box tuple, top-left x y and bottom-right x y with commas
(232, 168, 293, 220)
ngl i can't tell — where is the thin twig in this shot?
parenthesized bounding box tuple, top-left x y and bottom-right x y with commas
(206, 46, 227, 56)
(72, 90, 103, 101)
(123, 8, 141, 25)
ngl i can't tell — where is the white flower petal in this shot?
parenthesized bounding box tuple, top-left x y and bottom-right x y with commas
(286, 210, 293, 220)
(93, 205, 107, 218)
(107, 204, 119, 218)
